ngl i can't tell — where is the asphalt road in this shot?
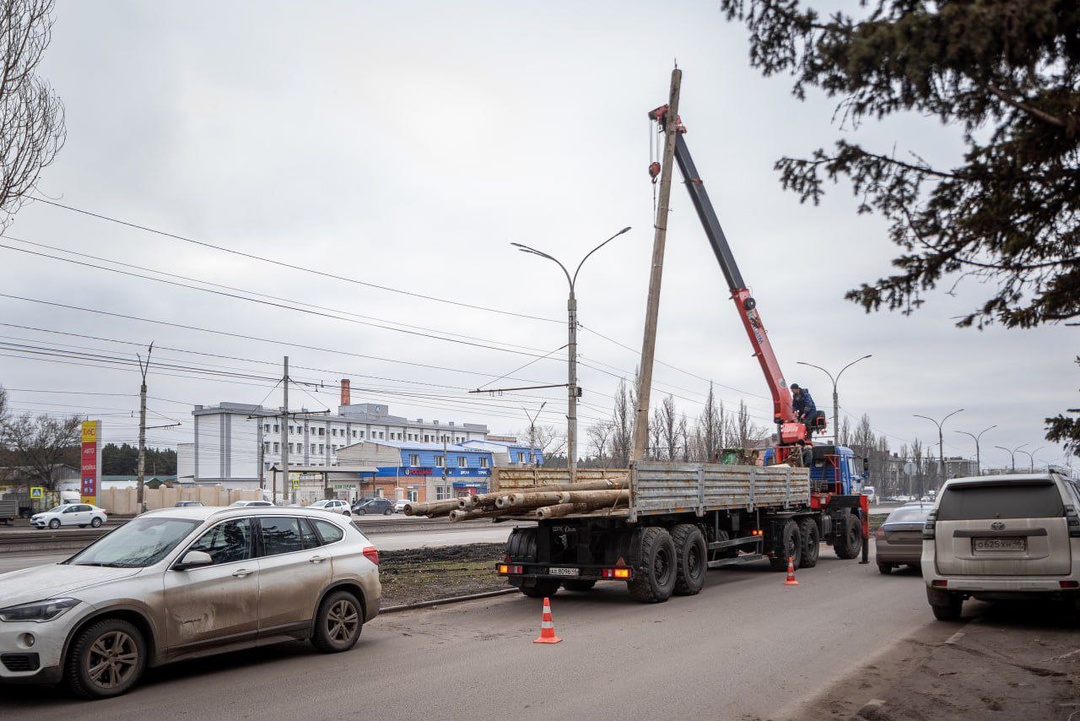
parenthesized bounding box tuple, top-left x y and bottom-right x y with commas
(0, 546, 936, 720)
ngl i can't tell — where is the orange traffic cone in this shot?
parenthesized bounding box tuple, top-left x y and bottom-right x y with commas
(784, 556, 799, 586)
(533, 597, 562, 644)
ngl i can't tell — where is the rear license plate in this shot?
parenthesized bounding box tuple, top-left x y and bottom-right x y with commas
(547, 567, 580, 577)
(974, 537, 1026, 552)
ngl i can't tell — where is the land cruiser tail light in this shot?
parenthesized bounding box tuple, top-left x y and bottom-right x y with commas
(923, 510, 937, 540)
(1060, 581, 1079, 589)
(499, 564, 523, 575)
(1065, 506, 1080, 538)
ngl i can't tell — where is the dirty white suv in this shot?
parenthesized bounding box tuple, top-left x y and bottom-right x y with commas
(922, 472, 1080, 621)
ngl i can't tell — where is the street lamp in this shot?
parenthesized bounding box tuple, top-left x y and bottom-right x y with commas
(796, 354, 872, 442)
(512, 226, 631, 480)
(994, 443, 1027, 472)
(1018, 445, 1045, 473)
(954, 425, 996, 475)
(523, 402, 546, 467)
(914, 409, 964, 487)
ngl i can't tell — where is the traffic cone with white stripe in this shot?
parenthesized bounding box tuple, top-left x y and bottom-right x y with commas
(784, 556, 799, 586)
(533, 597, 562, 644)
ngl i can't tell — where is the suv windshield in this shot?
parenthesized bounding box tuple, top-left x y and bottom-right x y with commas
(66, 517, 202, 568)
(937, 481, 1064, 521)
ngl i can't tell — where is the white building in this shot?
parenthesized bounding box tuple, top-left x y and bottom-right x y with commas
(191, 391, 489, 488)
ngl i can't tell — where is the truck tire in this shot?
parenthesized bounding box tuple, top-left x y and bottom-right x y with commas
(507, 527, 560, 598)
(833, 511, 863, 560)
(769, 519, 802, 571)
(627, 527, 677, 603)
(797, 517, 820, 568)
(671, 524, 707, 596)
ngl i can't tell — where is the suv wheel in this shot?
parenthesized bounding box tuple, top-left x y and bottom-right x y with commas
(927, 587, 963, 621)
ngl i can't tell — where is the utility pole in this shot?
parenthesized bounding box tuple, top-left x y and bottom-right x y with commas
(136, 342, 154, 514)
(955, 425, 996, 475)
(632, 66, 681, 463)
(279, 356, 289, 506)
(524, 402, 546, 467)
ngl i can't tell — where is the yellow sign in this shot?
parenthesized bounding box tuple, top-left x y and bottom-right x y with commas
(291, 479, 301, 489)
(81, 420, 99, 443)
(30, 487, 44, 499)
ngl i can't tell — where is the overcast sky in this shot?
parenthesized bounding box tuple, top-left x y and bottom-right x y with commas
(2, 0, 1074, 472)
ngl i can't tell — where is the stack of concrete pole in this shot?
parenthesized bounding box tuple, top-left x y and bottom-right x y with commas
(403, 479, 628, 522)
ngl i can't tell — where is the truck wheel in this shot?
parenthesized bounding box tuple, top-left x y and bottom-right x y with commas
(797, 517, 820, 568)
(769, 520, 802, 571)
(671, 524, 707, 596)
(563, 580, 596, 592)
(833, 512, 863, 560)
(520, 579, 561, 598)
(627, 527, 677, 603)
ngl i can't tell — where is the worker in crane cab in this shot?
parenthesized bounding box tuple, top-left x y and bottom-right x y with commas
(791, 384, 817, 437)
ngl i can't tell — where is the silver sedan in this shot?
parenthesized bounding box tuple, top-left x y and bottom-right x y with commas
(0, 506, 381, 698)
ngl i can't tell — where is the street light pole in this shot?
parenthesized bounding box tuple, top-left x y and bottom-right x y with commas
(512, 226, 631, 481)
(796, 354, 872, 442)
(1018, 445, 1045, 472)
(994, 443, 1026, 472)
(523, 402, 546, 467)
(914, 409, 964, 487)
(954, 424, 996, 475)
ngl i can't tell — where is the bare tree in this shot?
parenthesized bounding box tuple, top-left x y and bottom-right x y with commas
(530, 424, 565, 460)
(585, 420, 612, 464)
(689, 383, 725, 462)
(5, 412, 80, 489)
(653, 394, 679, 461)
(1, 0, 65, 228)
(728, 400, 768, 451)
(677, 415, 689, 461)
(610, 379, 635, 467)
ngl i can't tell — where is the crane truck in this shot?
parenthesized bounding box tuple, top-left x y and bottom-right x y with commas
(497, 99, 870, 603)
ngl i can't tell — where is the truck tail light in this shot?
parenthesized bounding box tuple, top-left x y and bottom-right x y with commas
(498, 564, 523, 575)
(923, 511, 937, 540)
(363, 547, 379, 565)
(601, 568, 631, 579)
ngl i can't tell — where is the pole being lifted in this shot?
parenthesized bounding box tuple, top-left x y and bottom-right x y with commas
(631, 67, 681, 463)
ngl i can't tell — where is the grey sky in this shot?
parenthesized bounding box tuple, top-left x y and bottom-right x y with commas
(2, 0, 1074, 471)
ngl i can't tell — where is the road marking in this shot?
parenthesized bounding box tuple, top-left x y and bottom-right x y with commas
(944, 631, 965, 645)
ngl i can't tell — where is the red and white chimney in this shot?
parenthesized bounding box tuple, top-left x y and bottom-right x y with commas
(340, 379, 351, 406)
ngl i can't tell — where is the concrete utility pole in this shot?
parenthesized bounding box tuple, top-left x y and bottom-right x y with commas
(632, 66, 681, 463)
(796, 355, 872, 443)
(915, 409, 963, 487)
(136, 342, 154, 514)
(955, 425, 996, 475)
(279, 356, 289, 506)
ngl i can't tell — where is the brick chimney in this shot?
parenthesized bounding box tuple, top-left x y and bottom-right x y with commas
(340, 379, 351, 406)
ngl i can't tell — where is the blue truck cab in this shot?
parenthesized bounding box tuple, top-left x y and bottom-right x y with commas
(807, 444, 868, 496)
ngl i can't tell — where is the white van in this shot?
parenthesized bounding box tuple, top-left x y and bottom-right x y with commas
(861, 486, 876, 504)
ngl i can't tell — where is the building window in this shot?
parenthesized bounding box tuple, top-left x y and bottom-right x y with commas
(264, 424, 270, 433)
(359, 431, 365, 438)
(310, 444, 316, 454)
(318, 428, 325, 437)
(263, 442, 270, 452)
(319, 444, 324, 454)
(409, 454, 420, 467)
(407, 490, 418, 502)
(352, 430, 357, 438)
(273, 442, 280, 453)
(436, 486, 451, 501)
(517, 452, 526, 463)
(479, 457, 489, 468)
(458, 457, 467, 468)
(435, 455, 445, 468)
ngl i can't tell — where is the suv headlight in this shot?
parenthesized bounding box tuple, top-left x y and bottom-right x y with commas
(0, 598, 80, 622)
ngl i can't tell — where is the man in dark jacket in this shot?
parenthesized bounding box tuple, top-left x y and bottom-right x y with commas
(791, 384, 817, 436)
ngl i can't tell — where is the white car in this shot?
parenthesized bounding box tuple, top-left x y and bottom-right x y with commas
(394, 499, 410, 513)
(31, 504, 107, 530)
(229, 500, 274, 507)
(309, 499, 352, 516)
(0, 506, 381, 698)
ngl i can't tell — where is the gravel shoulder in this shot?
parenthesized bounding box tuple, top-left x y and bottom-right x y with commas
(378, 543, 508, 607)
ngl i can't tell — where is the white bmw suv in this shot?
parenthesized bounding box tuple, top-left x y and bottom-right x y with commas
(922, 472, 1080, 621)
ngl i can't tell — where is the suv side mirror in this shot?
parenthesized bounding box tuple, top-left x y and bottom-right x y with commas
(174, 550, 214, 571)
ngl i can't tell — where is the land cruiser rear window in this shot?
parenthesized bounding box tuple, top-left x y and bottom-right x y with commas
(937, 482, 1064, 521)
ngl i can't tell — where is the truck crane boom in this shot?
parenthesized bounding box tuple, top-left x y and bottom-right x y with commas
(648, 105, 814, 452)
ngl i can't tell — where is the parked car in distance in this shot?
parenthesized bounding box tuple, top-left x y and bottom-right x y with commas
(30, 504, 107, 530)
(174, 501, 204, 507)
(0, 506, 381, 698)
(394, 499, 410, 513)
(922, 472, 1080, 622)
(352, 498, 394, 515)
(309, 499, 352, 516)
(875, 502, 933, 574)
(229, 500, 274, 507)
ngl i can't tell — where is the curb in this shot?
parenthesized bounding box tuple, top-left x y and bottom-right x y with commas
(380, 588, 519, 614)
